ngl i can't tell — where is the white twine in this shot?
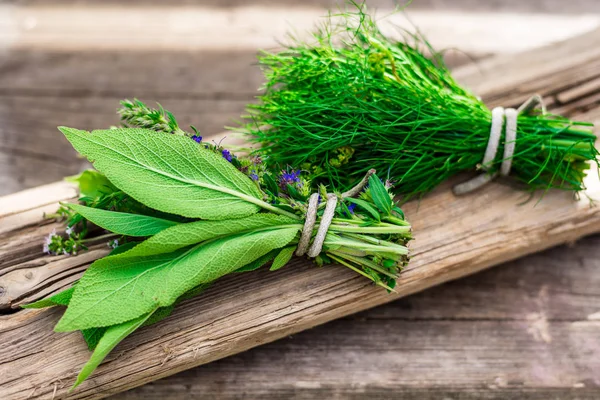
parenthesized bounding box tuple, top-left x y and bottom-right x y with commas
(453, 95, 545, 195)
(296, 169, 376, 258)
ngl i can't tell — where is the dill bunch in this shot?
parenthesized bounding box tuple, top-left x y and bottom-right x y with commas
(240, 4, 598, 198)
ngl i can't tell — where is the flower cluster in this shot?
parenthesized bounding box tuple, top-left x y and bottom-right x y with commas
(43, 228, 86, 256)
(118, 99, 186, 136)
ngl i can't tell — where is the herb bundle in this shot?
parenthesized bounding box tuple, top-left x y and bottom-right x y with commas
(241, 4, 598, 198)
(27, 103, 410, 389)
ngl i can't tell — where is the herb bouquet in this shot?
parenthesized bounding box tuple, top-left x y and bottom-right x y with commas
(26, 102, 411, 389)
(242, 5, 598, 198)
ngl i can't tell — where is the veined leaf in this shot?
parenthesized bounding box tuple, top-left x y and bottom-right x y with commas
(234, 250, 278, 273)
(109, 241, 138, 256)
(71, 309, 158, 390)
(82, 283, 210, 351)
(270, 246, 295, 271)
(55, 227, 299, 331)
(59, 127, 264, 220)
(368, 175, 392, 215)
(67, 204, 178, 237)
(65, 170, 117, 199)
(82, 327, 107, 351)
(118, 214, 299, 258)
(22, 287, 75, 309)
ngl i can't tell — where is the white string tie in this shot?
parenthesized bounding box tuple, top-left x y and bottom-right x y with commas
(296, 169, 376, 258)
(453, 95, 545, 195)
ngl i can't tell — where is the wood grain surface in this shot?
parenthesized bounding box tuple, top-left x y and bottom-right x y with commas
(0, 2, 599, 399)
(2, 27, 600, 397)
(115, 236, 600, 399)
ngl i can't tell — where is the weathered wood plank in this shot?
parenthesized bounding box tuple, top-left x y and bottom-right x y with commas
(11, 0, 600, 14)
(2, 152, 600, 398)
(116, 234, 600, 399)
(1, 4, 595, 54)
(1, 19, 600, 400)
(0, 96, 249, 196)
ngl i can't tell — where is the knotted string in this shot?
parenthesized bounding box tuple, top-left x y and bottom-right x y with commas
(453, 95, 545, 195)
(296, 169, 376, 258)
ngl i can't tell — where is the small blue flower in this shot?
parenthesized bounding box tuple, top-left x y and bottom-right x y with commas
(347, 203, 356, 214)
(250, 173, 259, 181)
(279, 169, 301, 188)
(191, 135, 203, 143)
(222, 149, 232, 162)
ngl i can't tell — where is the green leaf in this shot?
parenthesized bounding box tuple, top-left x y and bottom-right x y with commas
(270, 246, 295, 271)
(55, 227, 299, 331)
(392, 205, 405, 220)
(65, 170, 117, 199)
(67, 204, 178, 237)
(234, 250, 278, 273)
(71, 309, 158, 390)
(109, 241, 138, 256)
(263, 173, 279, 196)
(82, 327, 107, 351)
(83, 283, 210, 351)
(59, 127, 264, 220)
(174, 283, 211, 303)
(117, 214, 298, 258)
(368, 175, 392, 215)
(344, 197, 381, 221)
(22, 287, 75, 309)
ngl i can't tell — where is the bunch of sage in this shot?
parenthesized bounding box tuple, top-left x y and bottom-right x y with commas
(27, 126, 411, 389)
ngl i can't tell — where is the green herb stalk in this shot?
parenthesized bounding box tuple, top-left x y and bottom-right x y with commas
(240, 3, 598, 198)
(28, 105, 410, 389)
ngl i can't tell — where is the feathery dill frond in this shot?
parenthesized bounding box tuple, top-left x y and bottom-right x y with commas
(239, 2, 598, 198)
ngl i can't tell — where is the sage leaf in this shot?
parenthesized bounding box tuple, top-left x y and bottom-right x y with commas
(109, 241, 138, 256)
(82, 327, 107, 351)
(65, 170, 117, 199)
(82, 283, 210, 351)
(118, 214, 298, 258)
(270, 246, 295, 271)
(59, 127, 264, 220)
(368, 175, 392, 215)
(55, 227, 299, 331)
(234, 250, 278, 273)
(71, 309, 158, 390)
(67, 204, 178, 237)
(22, 287, 75, 309)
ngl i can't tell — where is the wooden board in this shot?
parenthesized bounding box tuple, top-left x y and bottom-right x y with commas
(0, 12, 597, 397)
(2, 17, 600, 400)
(116, 235, 600, 399)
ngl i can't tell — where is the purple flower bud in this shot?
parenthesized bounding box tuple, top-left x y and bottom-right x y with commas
(191, 135, 203, 143)
(250, 173, 259, 181)
(347, 203, 356, 214)
(222, 149, 232, 162)
(279, 170, 301, 188)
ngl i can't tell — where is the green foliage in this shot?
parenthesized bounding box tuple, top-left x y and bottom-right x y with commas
(36, 102, 413, 390)
(270, 246, 295, 271)
(55, 227, 299, 331)
(22, 287, 75, 309)
(72, 310, 157, 390)
(241, 4, 598, 198)
(65, 170, 117, 199)
(66, 204, 178, 237)
(117, 214, 299, 258)
(59, 127, 266, 220)
(119, 98, 186, 135)
(367, 176, 392, 215)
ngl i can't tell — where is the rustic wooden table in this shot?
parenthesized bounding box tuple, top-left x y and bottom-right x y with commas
(0, 1, 599, 399)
